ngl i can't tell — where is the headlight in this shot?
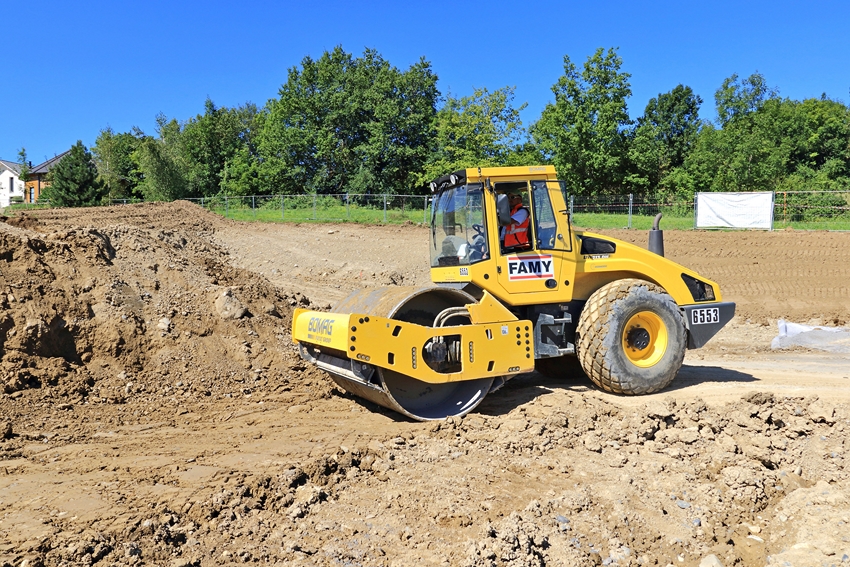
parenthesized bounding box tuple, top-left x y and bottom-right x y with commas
(682, 274, 715, 302)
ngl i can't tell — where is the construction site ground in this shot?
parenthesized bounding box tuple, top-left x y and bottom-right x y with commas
(1, 202, 849, 567)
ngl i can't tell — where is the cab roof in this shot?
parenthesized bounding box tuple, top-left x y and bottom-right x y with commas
(429, 165, 557, 192)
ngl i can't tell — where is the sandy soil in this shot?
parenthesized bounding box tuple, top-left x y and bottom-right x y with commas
(1, 202, 849, 567)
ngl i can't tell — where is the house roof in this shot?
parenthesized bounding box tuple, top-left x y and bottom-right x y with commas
(30, 150, 71, 174)
(0, 159, 21, 175)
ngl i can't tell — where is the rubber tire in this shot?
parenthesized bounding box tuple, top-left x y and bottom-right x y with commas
(576, 279, 686, 395)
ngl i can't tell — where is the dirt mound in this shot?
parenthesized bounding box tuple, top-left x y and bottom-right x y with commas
(0, 202, 329, 431)
(0, 214, 40, 230)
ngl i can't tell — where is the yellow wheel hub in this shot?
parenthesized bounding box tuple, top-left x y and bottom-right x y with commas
(622, 311, 668, 368)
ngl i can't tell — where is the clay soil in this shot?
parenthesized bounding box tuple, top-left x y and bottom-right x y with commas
(1, 202, 849, 567)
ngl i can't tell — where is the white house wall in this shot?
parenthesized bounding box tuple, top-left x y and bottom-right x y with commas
(0, 165, 25, 208)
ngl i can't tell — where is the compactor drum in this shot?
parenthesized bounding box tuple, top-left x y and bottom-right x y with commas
(293, 166, 735, 421)
(296, 286, 498, 420)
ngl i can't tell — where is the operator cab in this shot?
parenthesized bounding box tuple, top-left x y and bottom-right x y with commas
(429, 169, 571, 270)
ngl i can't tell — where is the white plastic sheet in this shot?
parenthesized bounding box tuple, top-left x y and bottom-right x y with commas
(696, 192, 774, 229)
(771, 319, 850, 353)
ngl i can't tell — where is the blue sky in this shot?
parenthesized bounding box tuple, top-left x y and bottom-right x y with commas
(4, 0, 848, 165)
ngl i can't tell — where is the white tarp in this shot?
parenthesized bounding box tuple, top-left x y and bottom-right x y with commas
(696, 192, 774, 229)
(771, 319, 850, 353)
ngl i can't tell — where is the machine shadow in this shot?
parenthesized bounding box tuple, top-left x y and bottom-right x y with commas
(330, 365, 757, 421)
(476, 364, 758, 417)
(664, 364, 758, 393)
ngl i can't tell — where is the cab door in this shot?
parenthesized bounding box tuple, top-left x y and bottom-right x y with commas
(495, 180, 575, 302)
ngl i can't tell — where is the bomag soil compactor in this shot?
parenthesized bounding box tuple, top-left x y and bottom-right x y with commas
(292, 166, 735, 421)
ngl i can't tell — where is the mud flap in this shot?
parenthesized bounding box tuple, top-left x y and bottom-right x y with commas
(682, 302, 736, 349)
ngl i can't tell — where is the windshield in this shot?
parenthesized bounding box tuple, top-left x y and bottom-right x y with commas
(430, 183, 489, 267)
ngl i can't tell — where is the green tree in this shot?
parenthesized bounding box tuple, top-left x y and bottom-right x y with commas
(715, 72, 778, 127)
(220, 103, 263, 196)
(181, 99, 258, 197)
(640, 85, 703, 170)
(420, 86, 528, 183)
(93, 127, 145, 199)
(685, 97, 800, 192)
(134, 114, 188, 201)
(257, 46, 438, 195)
(532, 47, 633, 196)
(628, 85, 703, 194)
(17, 147, 30, 193)
(40, 141, 106, 206)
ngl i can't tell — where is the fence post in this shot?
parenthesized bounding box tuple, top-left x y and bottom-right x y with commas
(783, 191, 787, 225)
(313, 194, 316, 220)
(225, 196, 229, 218)
(692, 194, 697, 229)
(281, 194, 285, 220)
(252, 195, 256, 218)
(383, 194, 387, 223)
(569, 195, 574, 217)
(628, 194, 633, 229)
(346, 193, 350, 219)
(201, 197, 204, 209)
(770, 191, 776, 231)
(423, 196, 428, 224)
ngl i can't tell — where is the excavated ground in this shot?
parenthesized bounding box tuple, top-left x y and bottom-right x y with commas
(1, 202, 849, 567)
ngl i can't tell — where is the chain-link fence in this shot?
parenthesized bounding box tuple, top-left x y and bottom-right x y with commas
(568, 195, 696, 230)
(6, 190, 845, 231)
(175, 191, 850, 230)
(568, 191, 850, 230)
(773, 191, 850, 230)
(182, 194, 432, 224)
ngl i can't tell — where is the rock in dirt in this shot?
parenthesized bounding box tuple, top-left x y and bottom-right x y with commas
(214, 289, 247, 319)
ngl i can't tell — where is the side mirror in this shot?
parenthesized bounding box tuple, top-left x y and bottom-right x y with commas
(496, 194, 512, 226)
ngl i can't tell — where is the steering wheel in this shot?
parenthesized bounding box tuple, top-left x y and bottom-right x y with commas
(472, 223, 484, 238)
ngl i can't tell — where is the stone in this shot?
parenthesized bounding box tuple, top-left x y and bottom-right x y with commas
(214, 290, 247, 320)
(262, 303, 280, 317)
(1, 421, 12, 439)
(698, 555, 723, 567)
(808, 399, 836, 424)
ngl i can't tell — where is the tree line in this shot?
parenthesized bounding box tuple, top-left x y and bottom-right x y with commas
(27, 46, 850, 206)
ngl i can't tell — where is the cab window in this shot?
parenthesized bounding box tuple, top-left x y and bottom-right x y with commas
(430, 184, 489, 267)
(494, 181, 533, 255)
(531, 180, 568, 250)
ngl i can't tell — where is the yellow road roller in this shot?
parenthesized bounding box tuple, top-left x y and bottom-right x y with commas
(292, 166, 735, 420)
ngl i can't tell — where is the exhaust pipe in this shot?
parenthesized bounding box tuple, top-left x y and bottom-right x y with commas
(648, 213, 664, 257)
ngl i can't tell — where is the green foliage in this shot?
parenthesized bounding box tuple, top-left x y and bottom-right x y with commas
(93, 127, 145, 199)
(257, 46, 438, 196)
(419, 87, 528, 183)
(17, 147, 30, 185)
(134, 115, 188, 201)
(629, 85, 704, 194)
(715, 72, 778, 127)
(682, 92, 850, 195)
(81, 46, 850, 207)
(40, 141, 105, 207)
(532, 48, 633, 196)
(182, 99, 259, 197)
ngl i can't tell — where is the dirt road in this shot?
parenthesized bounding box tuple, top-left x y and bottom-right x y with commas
(1, 203, 849, 567)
